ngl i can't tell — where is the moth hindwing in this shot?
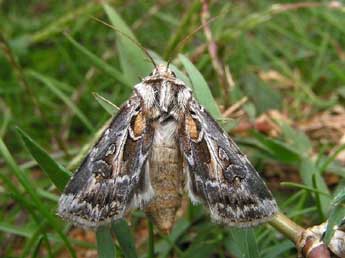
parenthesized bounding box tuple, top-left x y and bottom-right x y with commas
(58, 64, 278, 232)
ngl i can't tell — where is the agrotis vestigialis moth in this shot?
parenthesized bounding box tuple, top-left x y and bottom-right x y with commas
(58, 16, 277, 233)
(58, 62, 278, 233)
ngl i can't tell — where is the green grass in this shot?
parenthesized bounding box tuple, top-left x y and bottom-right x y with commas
(1, 1, 345, 257)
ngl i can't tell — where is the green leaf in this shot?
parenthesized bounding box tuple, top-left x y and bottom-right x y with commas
(252, 131, 301, 164)
(226, 228, 260, 258)
(0, 222, 32, 238)
(111, 220, 138, 258)
(27, 70, 94, 132)
(261, 240, 294, 258)
(280, 182, 331, 197)
(156, 218, 190, 257)
(20, 221, 49, 258)
(299, 159, 330, 217)
(96, 226, 116, 258)
(280, 122, 312, 155)
(0, 137, 76, 258)
(318, 144, 345, 174)
(16, 127, 71, 192)
(64, 33, 131, 87)
(103, 4, 153, 84)
(324, 187, 345, 244)
(182, 238, 221, 258)
(179, 54, 221, 118)
(147, 220, 154, 258)
(93, 92, 120, 115)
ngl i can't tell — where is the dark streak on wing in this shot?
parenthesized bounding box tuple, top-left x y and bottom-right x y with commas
(179, 99, 278, 227)
(63, 99, 138, 195)
(58, 95, 155, 227)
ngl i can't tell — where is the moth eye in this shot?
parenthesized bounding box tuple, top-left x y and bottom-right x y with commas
(190, 110, 196, 116)
(171, 71, 176, 77)
(149, 72, 153, 76)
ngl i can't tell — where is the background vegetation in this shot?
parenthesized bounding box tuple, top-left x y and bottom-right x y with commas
(1, 1, 345, 257)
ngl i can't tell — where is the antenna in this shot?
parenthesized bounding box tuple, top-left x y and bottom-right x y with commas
(166, 15, 221, 69)
(91, 16, 157, 68)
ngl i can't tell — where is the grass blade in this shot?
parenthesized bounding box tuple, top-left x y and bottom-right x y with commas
(147, 220, 155, 258)
(0, 138, 76, 257)
(96, 226, 116, 258)
(111, 219, 138, 258)
(252, 131, 301, 164)
(93, 92, 119, 115)
(0, 222, 32, 238)
(103, 4, 153, 84)
(226, 228, 260, 258)
(179, 54, 221, 118)
(155, 218, 190, 257)
(324, 187, 345, 244)
(16, 127, 71, 192)
(64, 33, 131, 87)
(27, 70, 94, 132)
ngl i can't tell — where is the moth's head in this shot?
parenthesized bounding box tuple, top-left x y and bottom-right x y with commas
(149, 64, 176, 79)
(136, 64, 191, 120)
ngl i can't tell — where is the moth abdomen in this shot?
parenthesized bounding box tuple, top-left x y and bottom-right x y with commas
(145, 121, 184, 233)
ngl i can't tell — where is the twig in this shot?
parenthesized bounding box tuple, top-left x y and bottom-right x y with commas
(271, 1, 345, 13)
(222, 97, 248, 118)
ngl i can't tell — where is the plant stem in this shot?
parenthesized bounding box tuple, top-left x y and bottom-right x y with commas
(269, 211, 304, 243)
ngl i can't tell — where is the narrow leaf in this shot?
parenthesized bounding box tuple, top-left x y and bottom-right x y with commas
(27, 70, 94, 132)
(226, 228, 260, 258)
(111, 220, 138, 258)
(179, 54, 221, 118)
(96, 226, 116, 258)
(93, 92, 119, 115)
(103, 4, 153, 84)
(16, 127, 71, 192)
(300, 159, 330, 217)
(324, 187, 345, 244)
(0, 138, 76, 257)
(156, 218, 190, 257)
(252, 131, 301, 164)
(65, 33, 131, 87)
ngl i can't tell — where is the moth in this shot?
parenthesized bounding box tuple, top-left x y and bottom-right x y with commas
(58, 64, 278, 233)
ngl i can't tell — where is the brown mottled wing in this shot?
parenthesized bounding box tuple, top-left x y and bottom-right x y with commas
(58, 95, 154, 228)
(179, 99, 278, 227)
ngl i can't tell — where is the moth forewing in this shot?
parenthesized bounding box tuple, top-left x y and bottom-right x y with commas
(58, 64, 277, 232)
(179, 100, 278, 226)
(58, 96, 155, 228)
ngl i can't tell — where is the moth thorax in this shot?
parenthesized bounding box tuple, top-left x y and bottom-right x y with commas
(159, 81, 173, 113)
(145, 121, 183, 233)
